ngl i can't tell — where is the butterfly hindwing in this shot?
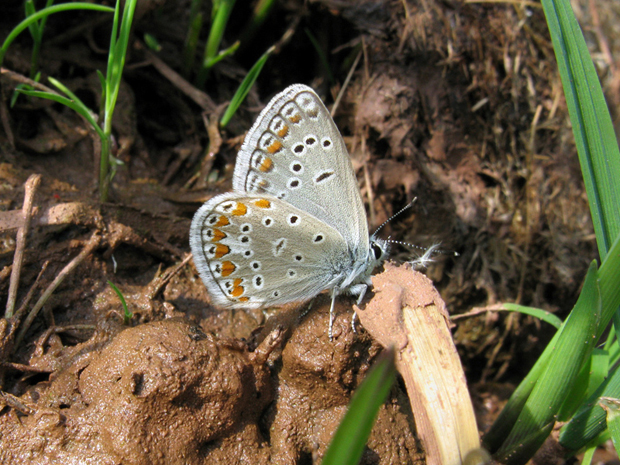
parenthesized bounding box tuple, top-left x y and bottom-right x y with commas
(190, 192, 351, 309)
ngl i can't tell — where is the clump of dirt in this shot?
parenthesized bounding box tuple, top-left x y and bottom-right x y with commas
(1, 319, 273, 463)
(1, 309, 421, 464)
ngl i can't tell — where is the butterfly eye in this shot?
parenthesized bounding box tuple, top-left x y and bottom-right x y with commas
(371, 242, 384, 260)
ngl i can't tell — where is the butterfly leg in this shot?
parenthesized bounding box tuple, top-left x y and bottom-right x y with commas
(348, 284, 367, 334)
(350, 284, 368, 305)
(328, 288, 338, 341)
(300, 299, 314, 318)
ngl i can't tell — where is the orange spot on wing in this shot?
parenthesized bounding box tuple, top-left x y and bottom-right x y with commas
(214, 216, 229, 227)
(277, 125, 289, 138)
(238, 297, 249, 302)
(214, 244, 230, 258)
(289, 114, 301, 124)
(231, 286, 244, 297)
(232, 203, 247, 216)
(254, 199, 271, 209)
(259, 157, 273, 173)
(231, 278, 244, 297)
(221, 261, 236, 277)
(267, 140, 282, 154)
(211, 229, 226, 242)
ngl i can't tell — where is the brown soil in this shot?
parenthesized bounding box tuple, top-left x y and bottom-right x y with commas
(1, 0, 616, 463)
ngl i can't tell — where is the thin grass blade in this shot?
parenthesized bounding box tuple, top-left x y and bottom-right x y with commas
(304, 28, 335, 85)
(558, 348, 610, 421)
(492, 261, 601, 463)
(559, 361, 620, 451)
(205, 41, 239, 68)
(502, 303, 563, 329)
(182, 0, 204, 76)
(597, 230, 620, 340)
(107, 280, 133, 325)
(0, 3, 114, 66)
(321, 347, 396, 465)
(196, 0, 237, 87)
(599, 398, 620, 456)
(220, 45, 274, 127)
(541, 0, 620, 258)
(238, 0, 277, 45)
(17, 89, 103, 139)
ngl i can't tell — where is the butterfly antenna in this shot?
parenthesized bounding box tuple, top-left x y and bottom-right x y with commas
(385, 239, 460, 257)
(372, 198, 459, 265)
(372, 197, 418, 236)
(384, 240, 459, 269)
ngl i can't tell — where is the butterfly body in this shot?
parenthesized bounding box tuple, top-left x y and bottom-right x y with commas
(190, 84, 388, 336)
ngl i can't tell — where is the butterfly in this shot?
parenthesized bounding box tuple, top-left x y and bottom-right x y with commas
(190, 84, 389, 338)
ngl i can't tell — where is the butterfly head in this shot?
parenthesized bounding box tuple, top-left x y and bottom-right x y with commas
(370, 236, 389, 264)
(364, 235, 390, 277)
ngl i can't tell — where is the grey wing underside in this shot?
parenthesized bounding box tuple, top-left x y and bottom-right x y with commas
(232, 84, 369, 253)
(189, 192, 349, 309)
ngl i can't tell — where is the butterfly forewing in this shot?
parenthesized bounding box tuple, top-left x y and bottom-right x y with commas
(190, 192, 351, 308)
(232, 84, 369, 252)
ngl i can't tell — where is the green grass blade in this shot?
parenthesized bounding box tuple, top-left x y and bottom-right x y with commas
(18, 88, 103, 140)
(47, 77, 88, 108)
(105, 0, 122, 90)
(541, 0, 620, 258)
(581, 445, 596, 465)
(321, 347, 396, 465)
(219, 45, 274, 128)
(486, 0, 620, 456)
(107, 280, 133, 325)
(492, 261, 600, 463)
(502, 303, 563, 329)
(304, 28, 335, 85)
(599, 398, 620, 456)
(25, 0, 55, 79)
(0, 3, 114, 66)
(597, 230, 620, 340)
(196, 0, 237, 87)
(607, 338, 620, 363)
(182, 6, 204, 77)
(143, 33, 162, 52)
(205, 40, 239, 68)
(558, 348, 609, 420)
(98, 0, 137, 202)
(104, 0, 137, 131)
(560, 345, 620, 449)
(484, 262, 600, 454)
(25, 1, 40, 43)
(238, 0, 277, 45)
